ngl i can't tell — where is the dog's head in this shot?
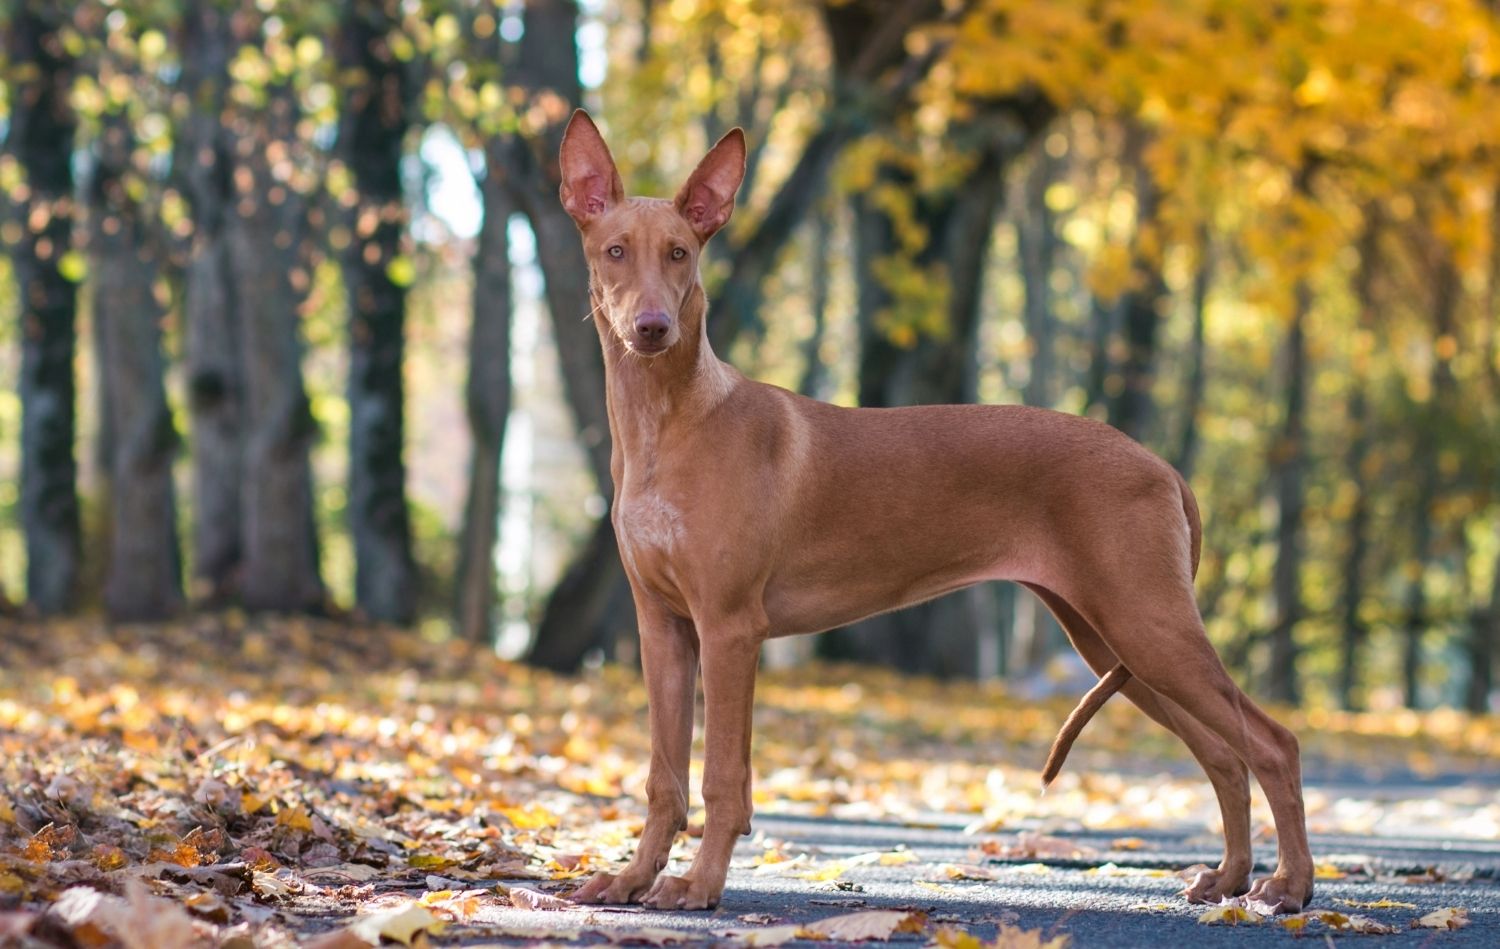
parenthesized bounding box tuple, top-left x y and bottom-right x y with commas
(558, 110, 744, 356)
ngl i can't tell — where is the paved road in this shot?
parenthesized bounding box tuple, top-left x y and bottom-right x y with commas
(467, 787, 1500, 947)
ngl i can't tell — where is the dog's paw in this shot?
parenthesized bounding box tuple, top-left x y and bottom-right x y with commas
(1183, 864, 1250, 904)
(569, 868, 655, 905)
(1244, 872, 1312, 915)
(640, 873, 720, 910)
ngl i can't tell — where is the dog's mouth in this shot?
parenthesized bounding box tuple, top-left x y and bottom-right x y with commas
(623, 337, 670, 357)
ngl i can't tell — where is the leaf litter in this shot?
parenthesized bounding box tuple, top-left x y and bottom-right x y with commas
(0, 618, 1495, 945)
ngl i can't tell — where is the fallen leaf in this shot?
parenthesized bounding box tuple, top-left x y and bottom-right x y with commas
(1279, 910, 1396, 934)
(1412, 907, 1469, 930)
(346, 903, 446, 946)
(507, 885, 573, 910)
(801, 909, 925, 941)
(1334, 897, 1417, 910)
(1197, 903, 1264, 926)
(715, 924, 803, 946)
(931, 924, 1070, 948)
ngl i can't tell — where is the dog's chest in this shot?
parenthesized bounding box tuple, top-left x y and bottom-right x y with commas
(616, 490, 685, 560)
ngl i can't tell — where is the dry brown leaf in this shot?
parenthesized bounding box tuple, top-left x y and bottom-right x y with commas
(801, 909, 925, 941)
(715, 924, 803, 946)
(506, 885, 573, 910)
(1412, 907, 1470, 930)
(1334, 897, 1417, 910)
(930, 924, 1070, 948)
(1279, 910, 1397, 934)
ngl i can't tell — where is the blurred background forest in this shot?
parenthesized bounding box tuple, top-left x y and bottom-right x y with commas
(1, 0, 1498, 713)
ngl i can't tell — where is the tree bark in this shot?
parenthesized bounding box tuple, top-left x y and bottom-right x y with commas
(88, 114, 183, 621)
(1017, 144, 1058, 409)
(177, 0, 243, 603)
(1337, 218, 1379, 709)
(455, 161, 514, 642)
(1470, 529, 1499, 712)
(338, 0, 417, 623)
(1172, 228, 1213, 477)
(1401, 251, 1460, 708)
(227, 85, 326, 613)
(1105, 126, 1168, 444)
(6, 6, 82, 614)
(1265, 280, 1310, 706)
(797, 211, 835, 400)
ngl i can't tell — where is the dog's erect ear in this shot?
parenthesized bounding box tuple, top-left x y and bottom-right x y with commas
(559, 110, 624, 227)
(674, 128, 745, 243)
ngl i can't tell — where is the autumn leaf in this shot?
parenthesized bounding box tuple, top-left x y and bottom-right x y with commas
(346, 903, 446, 946)
(801, 909, 926, 941)
(1412, 907, 1470, 930)
(1197, 903, 1263, 926)
(1334, 897, 1416, 910)
(931, 924, 1070, 948)
(506, 885, 573, 910)
(716, 924, 803, 946)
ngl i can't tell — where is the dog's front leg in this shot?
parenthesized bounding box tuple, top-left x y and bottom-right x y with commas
(572, 599, 698, 905)
(642, 615, 762, 910)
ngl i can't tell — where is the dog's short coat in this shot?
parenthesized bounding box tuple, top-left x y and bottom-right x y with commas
(558, 111, 1314, 914)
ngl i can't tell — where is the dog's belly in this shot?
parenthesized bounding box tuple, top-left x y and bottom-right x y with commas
(763, 555, 1033, 637)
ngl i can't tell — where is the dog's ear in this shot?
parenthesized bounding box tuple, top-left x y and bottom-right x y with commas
(559, 110, 624, 227)
(674, 128, 745, 243)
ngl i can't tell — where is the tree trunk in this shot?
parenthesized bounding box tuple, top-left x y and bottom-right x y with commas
(797, 211, 835, 400)
(1172, 228, 1212, 477)
(1337, 218, 1378, 709)
(1265, 280, 1310, 706)
(88, 114, 183, 621)
(338, 0, 417, 623)
(1105, 126, 1167, 444)
(178, 0, 243, 603)
(1401, 251, 1460, 709)
(1017, 144, 1058, 409)
(6, 6, 82, 615)
(227, 85, 326, 613)
(455, 162, 514, 642)
(1470, 531, 1499, 712)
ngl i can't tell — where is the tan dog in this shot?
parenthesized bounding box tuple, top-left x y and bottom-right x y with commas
(558, 110, 1313, 914)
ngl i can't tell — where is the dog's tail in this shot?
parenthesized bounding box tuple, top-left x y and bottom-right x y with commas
(1041, 663, 1130, 787)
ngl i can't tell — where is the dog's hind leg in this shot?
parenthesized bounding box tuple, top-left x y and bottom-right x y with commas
(1040, 568, 1313, 913)
(1026, 583, 1255, 904)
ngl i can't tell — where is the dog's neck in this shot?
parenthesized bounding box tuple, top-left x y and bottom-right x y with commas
(594, 279, 737, 465)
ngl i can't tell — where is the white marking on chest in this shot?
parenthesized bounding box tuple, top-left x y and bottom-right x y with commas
(619, 492, 684, 554)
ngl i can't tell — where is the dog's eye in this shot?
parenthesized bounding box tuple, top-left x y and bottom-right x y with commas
(671, 247, 687, 261)
(608, 245, 624, 259)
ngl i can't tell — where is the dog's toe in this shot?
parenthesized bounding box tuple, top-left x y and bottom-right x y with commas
(1183, 865, 1250, 904)
(1244, 873, 1312, 915)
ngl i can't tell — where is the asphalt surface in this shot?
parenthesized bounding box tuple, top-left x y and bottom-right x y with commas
(467, 779, 1500, 947)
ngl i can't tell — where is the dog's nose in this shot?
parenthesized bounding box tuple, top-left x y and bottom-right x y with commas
(634, 311, 670, 345)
